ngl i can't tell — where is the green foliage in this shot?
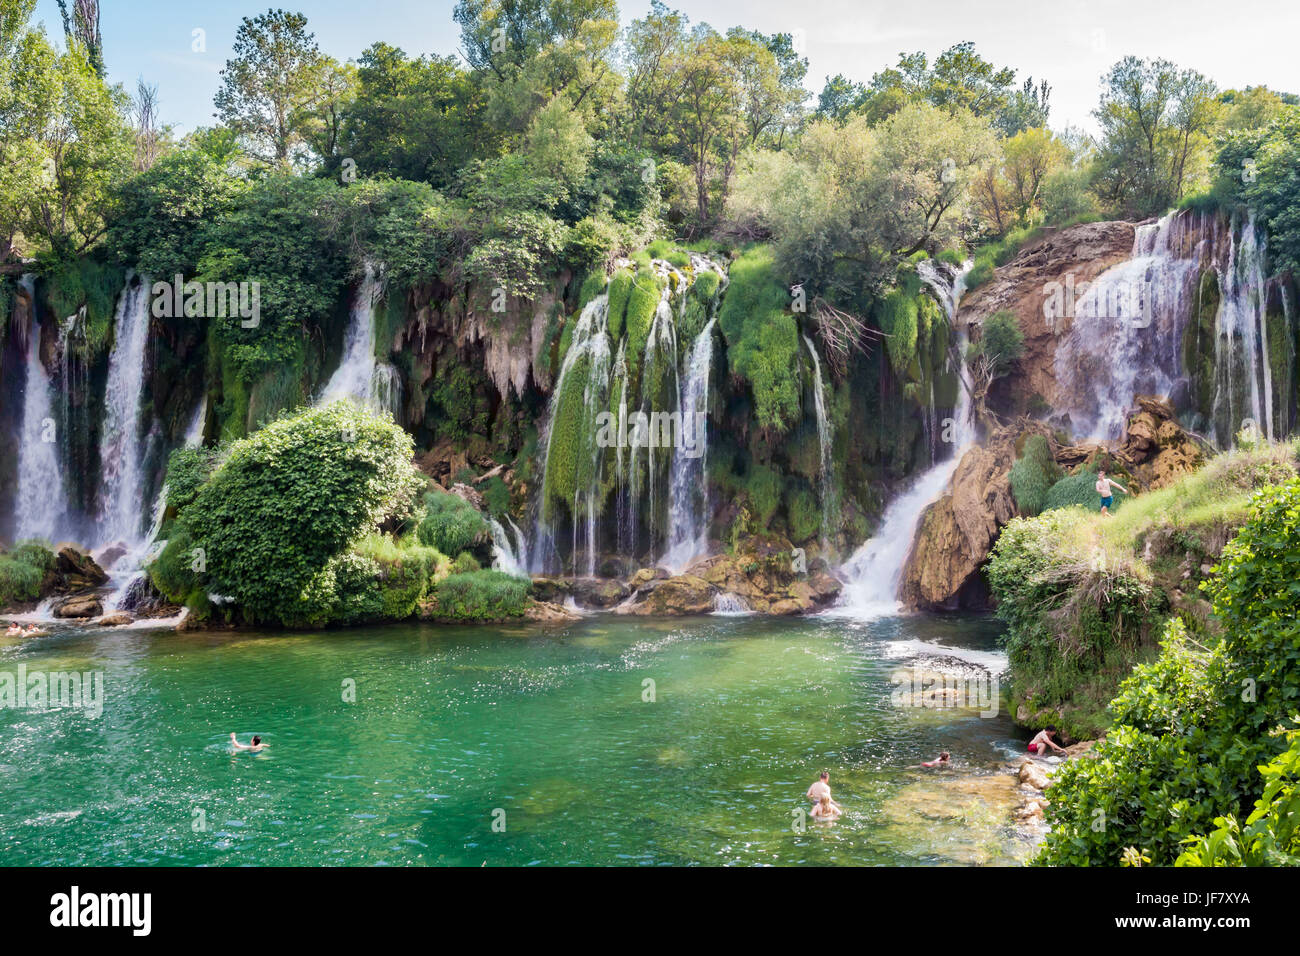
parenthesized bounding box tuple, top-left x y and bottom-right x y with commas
(149, 529, 200, 603)
(965, 257, 994, 289)
(974, 311, 1024, 377)
(326, 535, 449, 624)
(877, 289, 918, 375)
(1043, 467, 1104, 512)
(785, 484, 820, 543)
(42, 258, 124, 358)
(181, 401, 423, 626)
(1009, 434, 1061, 517)
(421, 569, 529, 621)
(1036, 478, 1300, 865)
(481, 475, 512, 516)
(0, 540, 54, 605)
(1176, 729, 1300, 866)
(452, 551, 481, 573)
(162, 446, 222, 516)
(417, 489, 489, 556)
(717, 246, 800, 434)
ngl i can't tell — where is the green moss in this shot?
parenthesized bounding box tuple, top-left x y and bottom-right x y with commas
(42, 259, 125, 360)
(1182, 269, 1219, 430)
(717, 246, 801, 435)
(0, 540, 55, 606)
(606, 267, 634, 341)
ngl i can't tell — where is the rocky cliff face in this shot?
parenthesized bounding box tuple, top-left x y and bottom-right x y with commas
(961, 220, 1137, 420)
(899, 401, 1205, 611)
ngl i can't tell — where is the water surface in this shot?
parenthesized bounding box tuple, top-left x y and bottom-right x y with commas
(0, 613, 1038, 866)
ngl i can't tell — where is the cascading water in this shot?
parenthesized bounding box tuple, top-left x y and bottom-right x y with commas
(320, 265, 401, 415)
(489, 517, 529, 578)
(95, 274, 152, 549)
(1051, 209, 1288, 447)
(830, 260, 975, 619)
(531, 256, 727, 576)
(1054, 214, 1202, 441)
(802, 334, 838, 554)
(14, 274, 68, 543)
(1210, 210, 1276, 443)
(662, 316, 716, 572)
(532, 294, 612, 575)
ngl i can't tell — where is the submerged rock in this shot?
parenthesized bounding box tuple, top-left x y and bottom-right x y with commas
(524, 600, 581, 624)
(97, 613, 133, 627)
(569, 577, 630, 609)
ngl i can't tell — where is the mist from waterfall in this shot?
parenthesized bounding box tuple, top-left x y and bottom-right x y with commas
(830, 259, 975, 619)
(14, 274, 69, 543)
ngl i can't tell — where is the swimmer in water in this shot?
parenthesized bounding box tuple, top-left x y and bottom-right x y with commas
(810, 793, 841, 820)
(920, 751, 951, 768)
(5, 624, 21, 637)
(230, 732, 268, 753)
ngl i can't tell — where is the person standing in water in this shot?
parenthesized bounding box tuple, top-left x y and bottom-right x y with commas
(807, 770, 843, 814)
(1096, 469, 1129, 516)
(230, 733, 268, 753)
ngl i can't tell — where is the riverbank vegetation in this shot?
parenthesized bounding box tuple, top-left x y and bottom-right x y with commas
(148, 401, 530, 627)
(1033, 475, 1300, 866)
(990, 440, 1300, 738)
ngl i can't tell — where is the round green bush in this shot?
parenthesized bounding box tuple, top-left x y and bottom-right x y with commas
(422, 569, 529, 621)
(417, 490, 489, 556)
(181, 400, 424, 625)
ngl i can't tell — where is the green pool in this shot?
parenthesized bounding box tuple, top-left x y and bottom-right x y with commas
(0, 612, 1040, 866)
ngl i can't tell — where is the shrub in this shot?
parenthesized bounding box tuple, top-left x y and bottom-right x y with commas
(452, 551, 481, 573)
(163, 445, 222, 516)
(1043, 467, 1103, 512)
(417, 490, 489, 556)
(1009, 434, 1060, 516)
(1036, 479, 1300, 865)
(421, 569, 530, 622)
(149, 529, 201, 603)
(965, 256, 994, 289)
(0, 540, 55, 605)
(181, 400, 424, 625)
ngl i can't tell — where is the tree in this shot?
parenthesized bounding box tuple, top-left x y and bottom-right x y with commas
(1092, 57, 1221, 217)
(974, 126, 1069, 232)
(0, 11, 130, 258)
(968, 310, 1023, 424)
(55, 0, 101, 76)
(213, 9, 327, 166)
(341, 43, 493, 188)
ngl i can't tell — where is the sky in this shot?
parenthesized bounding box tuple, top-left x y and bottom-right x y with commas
(31, 0, 1300, 138)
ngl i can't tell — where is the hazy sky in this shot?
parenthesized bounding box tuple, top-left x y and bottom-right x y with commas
(31, 0, 1300, 137)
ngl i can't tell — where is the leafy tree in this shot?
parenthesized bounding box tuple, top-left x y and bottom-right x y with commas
(1092, 56, 1221, 217)
(214, 9, 328, 166)
(1214, 108, 1300, 275)
(341, 42, 494, 188)
(181, 401, 424, 625)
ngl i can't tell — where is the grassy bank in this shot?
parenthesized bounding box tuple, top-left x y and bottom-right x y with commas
(989, 440, 1300, 738)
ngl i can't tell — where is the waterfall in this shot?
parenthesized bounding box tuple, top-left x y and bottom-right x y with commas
(802, 334, 838, 554)
(829, 260, 975, 620)
(529, 256, 726, 576)
(14, 275, 68, 543)
(489, 517, 529, 578)
(1211, 211, 1274, 443)
(1049, 210, 1282, 447)
(95, 275, 152, 549)
(532, 293, 612, 575)
(320, 265, 400, 415)
(662, 316, 716, 572)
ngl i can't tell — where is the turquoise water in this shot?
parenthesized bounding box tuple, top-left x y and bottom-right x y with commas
(0, 613, 1039, 866)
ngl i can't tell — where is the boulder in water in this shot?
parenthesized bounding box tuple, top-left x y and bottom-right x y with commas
(524, 601, 581, 624)
(627, 575, 715, 615)
(570, 577, 630, 609)
(97, 613, 133, 627)
(54, 547, 109, 590)
(54, 595, 103, 619)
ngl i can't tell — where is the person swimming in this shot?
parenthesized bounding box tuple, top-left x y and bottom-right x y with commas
(4, 624, 21, 637)
(921, 751, 951, 768)
(810, 793, 841, 820)
(230, 732, 268, 753)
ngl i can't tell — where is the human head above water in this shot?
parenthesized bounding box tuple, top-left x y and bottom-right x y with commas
(252, 736, 261, 746)
(819, 770, 829, 781)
